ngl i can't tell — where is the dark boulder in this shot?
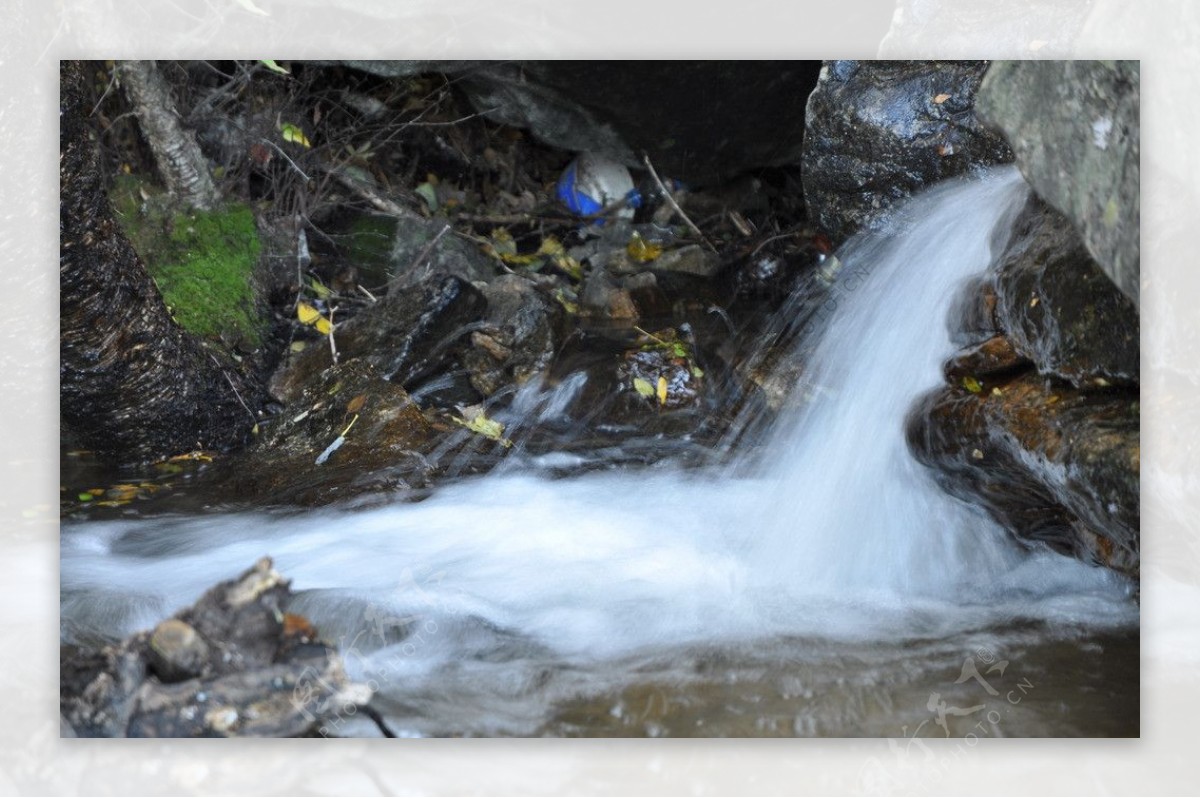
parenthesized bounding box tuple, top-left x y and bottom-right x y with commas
(976, 60, 1140, 303)
(993, 197, 1139, 387)
(460, 274, 564, 396)
(908, 371, 1139, 576)
(237, 360, 438, 505)
(801, 60, 1012, 243)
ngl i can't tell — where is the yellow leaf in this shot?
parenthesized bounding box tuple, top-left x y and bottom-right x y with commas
(537, 237, 564, 256)
(627, 232, 663, 263)
(451, 409, 513, 447)
(962, 376, 982, 393)
(656, 375, 668, 405)
(297, 302, 332, 334)
(933, 93, 951, 104)
(632, 377, 655, 398)
(489, 228, 517, 257)
(297, 302, 321, 325)
(308, 277, 331, 299)
(281, 122, 311, 148)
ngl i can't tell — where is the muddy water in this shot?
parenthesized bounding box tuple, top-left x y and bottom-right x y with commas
(60, 168, 1138, 737)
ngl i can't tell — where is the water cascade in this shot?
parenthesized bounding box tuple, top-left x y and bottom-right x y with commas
(61, 167, 1136, 735)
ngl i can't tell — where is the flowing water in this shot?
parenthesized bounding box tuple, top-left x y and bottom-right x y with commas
(60, 167, 1139, 737)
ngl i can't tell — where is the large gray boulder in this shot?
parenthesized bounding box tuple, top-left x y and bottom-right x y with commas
(975, 60, 1140, 304)
(800, 60, 1013, 243)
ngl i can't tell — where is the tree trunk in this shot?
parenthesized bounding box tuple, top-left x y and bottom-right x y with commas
(60, 60, 258, 463)
(118, 59, 220, 210)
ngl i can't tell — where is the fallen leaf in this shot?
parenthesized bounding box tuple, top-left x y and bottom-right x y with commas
(632, 377, 655, 398)
(933, 93, 951, 104)
(962, 376, 983, 393)
(346, 394, 366, 414)
(627, 232, 663, 263)
(656, 375, 669, 406)
(280, 122, 311, 148)
(308, 276, 331, 299)
(451, 408, 513, 447)
(414, 182, 438, 213)
(259, 59, 289, 75)
(297, 301, 333, 335)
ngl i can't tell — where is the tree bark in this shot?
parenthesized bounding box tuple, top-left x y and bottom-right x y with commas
(118, 59, 220, 210)
(60, 60, 258, 463)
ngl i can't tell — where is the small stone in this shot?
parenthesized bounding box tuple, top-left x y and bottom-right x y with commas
(147, 619, 210, 683)
(971, 448, 985, 460)
(652, 245, 721, 279)
(205, 706, 239, 734)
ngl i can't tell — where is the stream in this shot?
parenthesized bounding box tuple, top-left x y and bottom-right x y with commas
(61, 167, 1138, 737)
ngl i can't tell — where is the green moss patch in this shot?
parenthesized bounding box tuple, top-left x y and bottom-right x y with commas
(111, 174, 263, 346)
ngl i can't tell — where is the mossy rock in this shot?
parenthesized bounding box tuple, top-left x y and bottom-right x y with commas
(111, 173, 264, 347)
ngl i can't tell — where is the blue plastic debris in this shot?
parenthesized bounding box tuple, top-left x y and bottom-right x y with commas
(556, 153, 640, 221)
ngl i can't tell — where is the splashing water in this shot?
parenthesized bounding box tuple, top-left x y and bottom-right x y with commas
(61, 168, 1137, 735)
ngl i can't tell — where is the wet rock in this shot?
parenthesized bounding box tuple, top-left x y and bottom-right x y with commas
(147, 619, 210, 683)
(270, 273, 487, 403)
(977, 60, 1140, 303)
(947, 275, 1001, 348)
(61, 558, 372, 737)
(994, 197, 1138, 387)
(460, 274, 563, 396)
(943, 335, 1030, 382)
(652, 245, 721, 279)
(334, 61, 823, 184)
(908, 372, 1139, 576)
(387, 216, 497, 289)
(581, 269, 639, 320)
(801, 60, 1012, 243)
(237, 360, 437, 504)
(726, 232, 825, 306)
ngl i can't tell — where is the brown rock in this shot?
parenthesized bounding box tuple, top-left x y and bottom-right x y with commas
(908, 370, 1139, 576)
(147, 620, 210, 683)
(943, 335, 1031, 382)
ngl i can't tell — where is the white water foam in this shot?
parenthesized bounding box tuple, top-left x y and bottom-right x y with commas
(61, 168, 1136, 673)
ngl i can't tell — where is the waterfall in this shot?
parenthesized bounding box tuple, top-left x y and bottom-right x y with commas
(61, 168, 1135, 679)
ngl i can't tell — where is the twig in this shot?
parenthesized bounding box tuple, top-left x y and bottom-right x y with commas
(89, 67, 120, 117)
(357, 284, 378, 303)
(327, 306, 338, 366)
(324, 165, 418, 219)
(453, 212, 578, 226)
(390, 224, 450, 288)
(258, 137, 310, 182)
(641, 152, 716, 253)
(361, 704, 396, 738)
(207, 352, 256, 425)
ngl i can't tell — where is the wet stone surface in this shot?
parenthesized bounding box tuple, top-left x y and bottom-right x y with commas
(61, 558, 372, 737)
